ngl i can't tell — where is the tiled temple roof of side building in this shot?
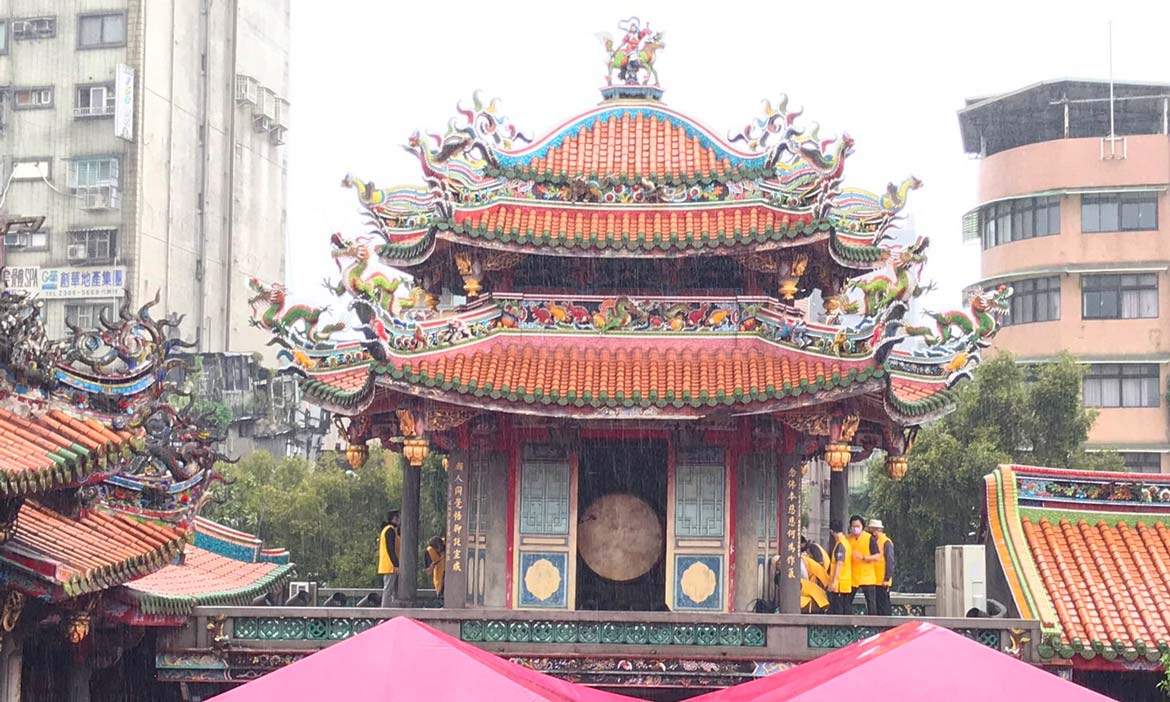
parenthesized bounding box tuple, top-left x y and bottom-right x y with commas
(121, 518, 293, 617)
(0, 500, 187, 598)
(985, 464, 1170, 665)
(0, 407, 136, 496)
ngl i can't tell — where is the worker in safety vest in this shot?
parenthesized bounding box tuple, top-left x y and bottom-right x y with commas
(424, 536, 446, 599)
(848, 514, 880, 615)
(378, 509, 401, 607)
(800, 535, 830, 613)
(826, 518, 853, 615)
(868, 518, 895, 616)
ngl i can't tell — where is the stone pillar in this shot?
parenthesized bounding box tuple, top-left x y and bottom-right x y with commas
(67, 662, 93, 702)
(443, 449, 469, 609)
(397, 452, 421, 604)
(776, 455, 803, 614)
(824, 443, 851, 533)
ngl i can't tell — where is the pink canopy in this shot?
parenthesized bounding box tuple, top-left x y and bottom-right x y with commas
(208, 616, 639, 702)
(689, 622, 1115, 702)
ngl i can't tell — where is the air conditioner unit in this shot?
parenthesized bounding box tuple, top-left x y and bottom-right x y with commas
(274, 97, 290, 129)
(78, 185, 120, 211)
(257, 88, 276, 120)
(269, 126, 286, 145)
(235, 74, 259, 105)
(67, 244, 88, 261)
(3, 233, 28, 248)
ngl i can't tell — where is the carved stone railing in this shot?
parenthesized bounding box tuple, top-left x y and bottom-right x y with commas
(157, 606, 1038, 686)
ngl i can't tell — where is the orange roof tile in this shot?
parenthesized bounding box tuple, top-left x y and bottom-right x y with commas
(0, 408, 134, 496)
(1, 501, 187, 596)
(343, 336, 885, 414)
(123, 545, 293, 615)
(448, 202, 817, 252)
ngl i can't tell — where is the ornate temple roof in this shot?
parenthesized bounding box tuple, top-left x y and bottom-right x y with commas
(2, 500, 187, 598)
(0, 408, 134, 496)
(985, 464, 1170, 665)
(122, 519, 293, 616)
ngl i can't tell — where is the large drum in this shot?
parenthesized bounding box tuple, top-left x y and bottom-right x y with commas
(578, 493, 663, 582)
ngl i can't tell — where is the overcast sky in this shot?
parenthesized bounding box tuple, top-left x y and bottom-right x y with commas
(285, 0, 1170, 311)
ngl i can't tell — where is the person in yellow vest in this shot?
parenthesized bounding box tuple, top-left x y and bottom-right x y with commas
(826, 518, 853, 615)
(848, 514, 880, 615)
(424, 536, 446, 600)
(868, 518, 895, 616)
(799, 535, 830, 614)
(378, 509, 401, 607)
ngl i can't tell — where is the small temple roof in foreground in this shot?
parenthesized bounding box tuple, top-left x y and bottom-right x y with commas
(2, 500, 187, 597)
(986, 464, 1170, 665)
(121, 517, 293, 616)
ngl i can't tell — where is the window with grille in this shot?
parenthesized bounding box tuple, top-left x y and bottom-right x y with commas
(78, 13, 126, 49)
(75, 84, 115, 118)
(1082, 192, 1159, 233)
(65, 303, 115, 330)
(67, 229, 117, 263)
(1083, 364, 1160, 408)
(1121, 452, 1162, 474)
(1003, 276, 1060, 326)
(12, 17, 56, 40)
(68, 158, 119, 189)
(980, 196, 1061, 249)
(1081, 273, 1158, 320)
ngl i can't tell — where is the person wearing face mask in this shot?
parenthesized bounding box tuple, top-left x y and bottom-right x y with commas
(847, 514, 880, 615)
(825, 518, 853, 615)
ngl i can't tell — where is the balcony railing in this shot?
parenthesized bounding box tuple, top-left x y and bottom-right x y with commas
(74, 104, 116, 118)
(158, 605, 1040, 686)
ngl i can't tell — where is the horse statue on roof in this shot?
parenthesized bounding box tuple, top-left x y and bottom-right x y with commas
(598, 18, 665, 86)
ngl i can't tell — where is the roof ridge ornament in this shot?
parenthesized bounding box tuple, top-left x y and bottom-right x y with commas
(597, 18, 665, 102)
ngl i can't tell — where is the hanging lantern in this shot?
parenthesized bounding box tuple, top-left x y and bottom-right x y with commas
(823, 443, 852, 472)
(403, 437, 430, 467)
(885, 455, 908, 481)
(345, 443, 369, 469)
(779, 278, 799, 301)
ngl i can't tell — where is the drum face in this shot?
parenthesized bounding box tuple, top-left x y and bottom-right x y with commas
(578, 493, 663, 582)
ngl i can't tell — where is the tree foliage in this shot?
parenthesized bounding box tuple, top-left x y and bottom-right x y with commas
(205, 446, 447, 587)
(864, 352, 1121, 592)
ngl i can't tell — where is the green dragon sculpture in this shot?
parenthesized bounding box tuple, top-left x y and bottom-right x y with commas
(326, 233, 403, 315)
(846, 236, 931, 318)
(248, 278, 345, 343)
(903, 285, 1012, 347)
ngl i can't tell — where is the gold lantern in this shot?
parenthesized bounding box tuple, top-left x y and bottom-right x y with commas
(824, 443, 852, 472)
(345, 443, 369, 469)
(885, 455, 908, 481)
(779, 278, 799, 301)
(403, 437, 430, 467)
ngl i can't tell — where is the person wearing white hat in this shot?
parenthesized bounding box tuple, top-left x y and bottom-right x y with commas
(867, 518, 895, 616)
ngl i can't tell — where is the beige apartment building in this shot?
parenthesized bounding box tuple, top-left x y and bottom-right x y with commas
(0, 0, 290, 355)
(959, 79, 1170, 473)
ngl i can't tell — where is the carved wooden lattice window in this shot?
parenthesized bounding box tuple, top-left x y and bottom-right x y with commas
(675, 447, 725, 537)
(519, 444, 570, 535)
(756, 460, 778, 540)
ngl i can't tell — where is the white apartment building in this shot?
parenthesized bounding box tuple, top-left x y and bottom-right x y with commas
(0, 0, 290, 355)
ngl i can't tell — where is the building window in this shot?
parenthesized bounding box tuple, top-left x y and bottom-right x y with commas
(1082, 273, 1158, 320)
(13, 87, 54, 110)
(65, 303, 115, 330)
(68, 157, 119, 189)
(67, 229, 117, 263)
(78, 13, 127, 49)
(1083, 364, 1160, 408)
(0, 21, 8, 54)
(1003, 276, 1060, 326)
(11, 17, 56, 40)
(1121, 452, 1162, 474)
(980, 196, 1061, 249)
(2, 227, 48, 252)
(1082, 192, 1159, 233)
(75, 84, 115, 118)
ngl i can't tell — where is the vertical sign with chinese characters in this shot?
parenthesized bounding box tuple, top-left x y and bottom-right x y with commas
(444, 449, 468, 608)
(115, 64, 135, 141)
(776, 455, 802, 613)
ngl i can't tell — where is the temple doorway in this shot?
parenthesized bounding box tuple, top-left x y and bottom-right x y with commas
(576, 438, 668, 612)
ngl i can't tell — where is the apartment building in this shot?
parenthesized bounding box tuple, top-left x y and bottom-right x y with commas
(959, 79, 1170, 472)
(0, 0, 290, 355)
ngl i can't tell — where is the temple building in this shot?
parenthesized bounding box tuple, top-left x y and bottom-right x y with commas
(0, 290, 290, 702)
(255, 20, 1005, 617)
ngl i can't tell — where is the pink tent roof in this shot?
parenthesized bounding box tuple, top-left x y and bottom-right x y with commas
(208, 616, 639, 702)
(689, 622, 1116, 702)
